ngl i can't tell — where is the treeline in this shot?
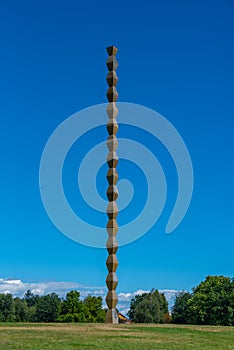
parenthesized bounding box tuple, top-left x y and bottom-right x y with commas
(1, 275, 233, 325)
(0, 290, 105, 323)
(127, 276, 234, 326)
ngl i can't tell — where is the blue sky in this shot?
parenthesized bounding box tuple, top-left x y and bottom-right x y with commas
(0, 0, 234, 302)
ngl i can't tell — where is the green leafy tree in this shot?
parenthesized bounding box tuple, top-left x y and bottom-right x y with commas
(171, 292, 192, 324)
(83, 295, 105, 322)
(23, 290, 40, 321)
(0, 293, 15, 322)
(188, 276, 234, 325)
(127, 289, 169, 323)
(58, 290, 85, 322)
(26, 305, 37, 322)
(35, 293, 61, 322)
(14, 297, 29, 322)
(23, 290, 39, 307)
(171, 276, 234, 326)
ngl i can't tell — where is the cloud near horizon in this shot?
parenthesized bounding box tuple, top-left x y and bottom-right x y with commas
(0, 278, 179, 315)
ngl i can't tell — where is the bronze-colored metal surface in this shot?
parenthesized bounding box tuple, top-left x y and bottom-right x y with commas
(105, 45, 119, 324)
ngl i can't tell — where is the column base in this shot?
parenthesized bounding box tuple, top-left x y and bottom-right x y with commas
(105, 308, 119, 324)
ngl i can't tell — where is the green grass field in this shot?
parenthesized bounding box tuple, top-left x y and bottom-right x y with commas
(0, 323, 233, 350)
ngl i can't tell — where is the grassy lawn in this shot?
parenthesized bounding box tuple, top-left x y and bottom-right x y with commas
(0, 323, 234, 350)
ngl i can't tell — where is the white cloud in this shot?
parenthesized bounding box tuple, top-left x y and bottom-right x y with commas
(0, 278, 105, 299)
(0, 278, 180, 315)
(3, 279, 22, 285)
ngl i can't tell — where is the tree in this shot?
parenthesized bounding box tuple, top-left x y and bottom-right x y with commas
(171, 292, 192, 324)
(23, 290, 39, 307)
(58, 290, 85, 322)
(83, 295, 105, 323)
(23, 290, 39, 321)
(127, 289, 169, 323)
(35, 293, 61, 322)
(171, 276, 234, 326)
(0, 293, 15, 322)
(14, 297, 28, 322)
(188, 276, 234, 326)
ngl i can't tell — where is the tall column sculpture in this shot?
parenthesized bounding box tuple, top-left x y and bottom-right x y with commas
(105, 45, 119, 324)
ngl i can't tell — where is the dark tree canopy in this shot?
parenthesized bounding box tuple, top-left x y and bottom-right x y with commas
(0, 293, 15, 322)
(0, 290, 106, 323)
(23, 290, 39, 307)
(35, 293, 61, 322)
(172, 276, 234, 326)
(127, 289, 169, 323)
(14, 298, 28, 322)
(171, 292, 192, 324)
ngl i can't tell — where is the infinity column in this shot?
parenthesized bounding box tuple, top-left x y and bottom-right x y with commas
(105, 45, 119, 324)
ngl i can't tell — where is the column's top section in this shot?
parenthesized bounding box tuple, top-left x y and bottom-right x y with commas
(106, 46, 118, 56)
